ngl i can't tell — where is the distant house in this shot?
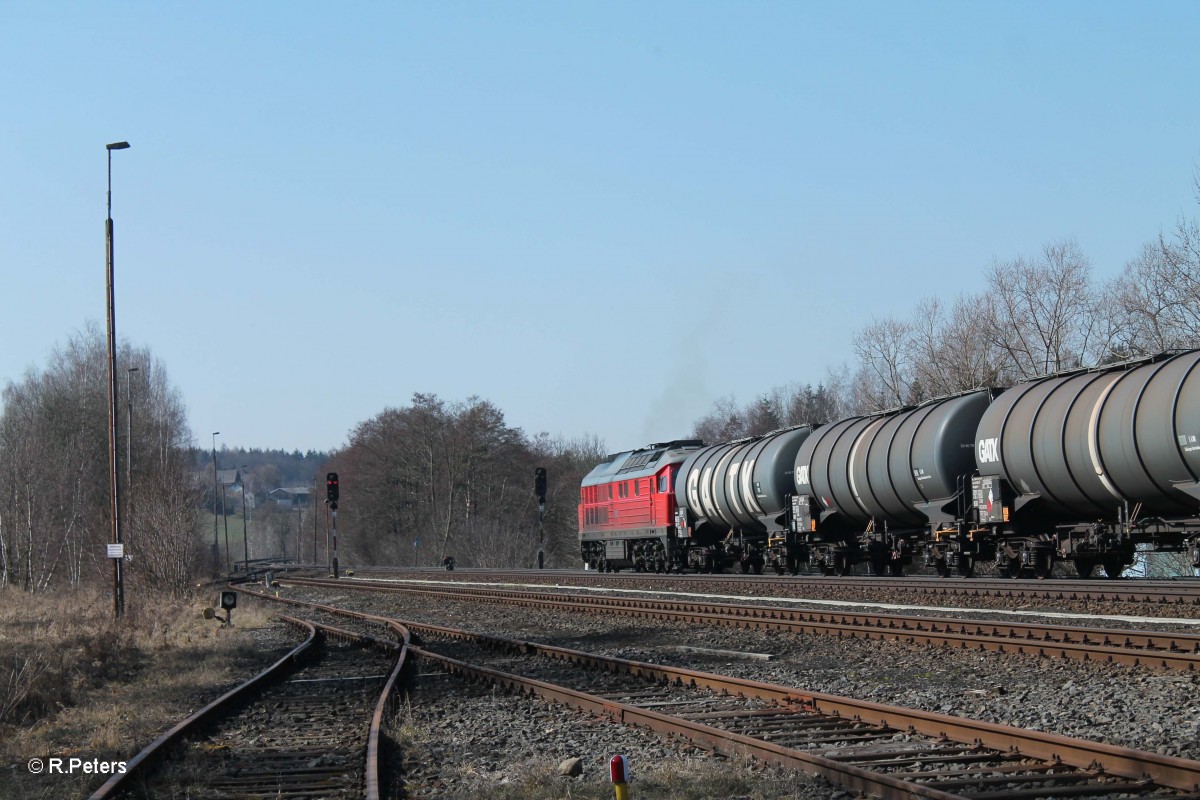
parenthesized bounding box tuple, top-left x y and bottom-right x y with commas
(268, 487, 311, 508)
(217, 468, 242, 488)
(217, 469, 258, 510)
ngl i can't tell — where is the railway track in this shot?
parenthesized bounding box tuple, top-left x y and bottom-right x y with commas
(240, 586, 1200, 800)
(89, 614, 409, 800)
(279, 576, 1200, 671)
(348, 566, 1200, 606)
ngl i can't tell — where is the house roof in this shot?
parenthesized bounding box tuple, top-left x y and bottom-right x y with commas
(268, 487, 311, 497)
(216, 468, 241, 487)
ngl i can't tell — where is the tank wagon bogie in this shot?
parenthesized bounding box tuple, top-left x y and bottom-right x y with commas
(579, 350, 1200, 579)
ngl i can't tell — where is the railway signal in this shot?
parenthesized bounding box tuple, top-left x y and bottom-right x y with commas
(535, 467, 547, 509)
(326, 472, 340, 578)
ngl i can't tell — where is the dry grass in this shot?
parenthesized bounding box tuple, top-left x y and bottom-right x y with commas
(0, 584, 283, 800)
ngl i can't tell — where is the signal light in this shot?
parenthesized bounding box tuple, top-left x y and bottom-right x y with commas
(327, 472, 339, 502)
(535, 467, 547, 505)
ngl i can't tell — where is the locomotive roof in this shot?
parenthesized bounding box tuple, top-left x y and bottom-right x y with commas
(581, 439, 703, 486)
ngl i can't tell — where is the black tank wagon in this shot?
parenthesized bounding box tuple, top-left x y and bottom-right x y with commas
(791, 389, 990, 575)
(673, 425, 813, 573)
(966, 349, 1200, 578)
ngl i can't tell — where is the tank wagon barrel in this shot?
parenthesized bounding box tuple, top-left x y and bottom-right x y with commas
(974, 349, 1200, 577)
(674, 426, 813, 573)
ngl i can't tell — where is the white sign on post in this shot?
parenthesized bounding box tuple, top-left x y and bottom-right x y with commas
(107, 543, 124, 559)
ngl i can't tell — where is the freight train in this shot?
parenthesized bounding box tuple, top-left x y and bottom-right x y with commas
(578, 350, 1200, 578)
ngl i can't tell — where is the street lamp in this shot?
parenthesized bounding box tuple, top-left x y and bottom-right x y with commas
(106, 140, 130, 619)
(240, 465, 252, 569)
(212, 431, 220, 570)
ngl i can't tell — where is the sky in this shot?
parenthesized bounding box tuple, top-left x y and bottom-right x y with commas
(2, 2, 1199, 455)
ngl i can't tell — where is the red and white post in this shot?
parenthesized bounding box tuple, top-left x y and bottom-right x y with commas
(609, 754, 630, 800)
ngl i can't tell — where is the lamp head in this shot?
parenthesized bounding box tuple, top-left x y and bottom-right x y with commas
(106, 142, 131, 151)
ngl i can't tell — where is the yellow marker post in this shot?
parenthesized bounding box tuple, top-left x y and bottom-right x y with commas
(610, 754, 630, 800)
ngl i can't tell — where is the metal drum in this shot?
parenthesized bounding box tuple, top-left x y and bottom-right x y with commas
(795, 390, 990, 527)
(677, 426, 815, 534)
(975, 351, 1200, 519)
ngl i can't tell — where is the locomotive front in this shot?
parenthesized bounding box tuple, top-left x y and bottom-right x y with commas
(578, 440, 702, 572)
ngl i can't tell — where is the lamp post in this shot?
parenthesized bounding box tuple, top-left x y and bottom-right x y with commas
(106, 140, 130, 619)
(222, 480, 231, 573)
(240, 465, 251, 570)
(212, 431, 220, 570)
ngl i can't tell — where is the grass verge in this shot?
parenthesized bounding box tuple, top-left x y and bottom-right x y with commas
(0, 584, 285, 799)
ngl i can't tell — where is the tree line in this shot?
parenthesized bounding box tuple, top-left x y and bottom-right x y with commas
(321, 393, 605, 569)
(694, 185, 1200, 441)
(0, 325, 197, 596)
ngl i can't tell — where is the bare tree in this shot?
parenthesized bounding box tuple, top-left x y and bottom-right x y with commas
(0, 326, 196, 594)
(127, 457, 202, 597)
(690, 395, 747, 442)
(908, 294, 1005, 395)
(1110, 220, 1200, 354)
(852, 316, 914, 409)
(985, 239, 1110, 380)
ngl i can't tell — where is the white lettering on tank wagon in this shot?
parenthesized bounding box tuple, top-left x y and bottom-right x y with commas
(796, 465, 809, 486)
(977, 437, 1000, 464)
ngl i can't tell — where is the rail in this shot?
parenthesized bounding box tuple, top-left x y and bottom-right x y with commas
(240, 585, 1200, 798)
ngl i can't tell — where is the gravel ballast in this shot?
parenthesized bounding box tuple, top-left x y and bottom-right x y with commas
(260, 580, 1200, 798)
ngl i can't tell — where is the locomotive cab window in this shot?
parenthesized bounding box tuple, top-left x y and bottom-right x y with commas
(658, 474, 668, 493)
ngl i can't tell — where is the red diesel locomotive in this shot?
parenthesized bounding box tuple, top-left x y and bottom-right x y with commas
(578, 440, 702, 572)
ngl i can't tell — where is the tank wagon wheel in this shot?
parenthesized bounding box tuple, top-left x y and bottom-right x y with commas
(833, 552, 851, 576)
(1033, 551, 1054, 580)
(1003, 557, 1022, 579)
(1075, 558, 1096, 579)
(1102, 556, 1125, 579)
(934, 558, 950, 578)
(956, 557, 975, 578)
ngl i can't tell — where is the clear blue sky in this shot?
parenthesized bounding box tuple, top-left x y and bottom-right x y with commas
(2, 2, 1198, 454)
